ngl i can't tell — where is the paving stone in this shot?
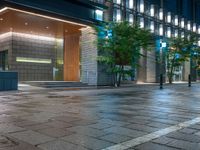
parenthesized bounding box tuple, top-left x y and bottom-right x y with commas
(38, 140, 88, 150)
(134, 142, 179, 150)
(23, 123, 51, 131)
(166, 139, 200, 150)
(9, 130, 54, 145)
(37, 128, 74, 138)
(152, 136, 176, 145)
(0, 124, 25, 133)
(166, 131, 200, 143)
(147, 122, 171, 128)
(45, 120, 72, 129)
(62, 134, 114, 150)
(99, 133, 132, 143)
(178, 128, 199, 134)
(87, 123, 113, 130)
(67, 126, 108, 137)
(125, 124, 159, 133)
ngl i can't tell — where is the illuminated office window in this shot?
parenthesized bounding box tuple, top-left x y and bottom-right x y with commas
(129, 0, 134, 9)
(181, 18, 185, 28)
(159, 24, 163, 36)
(174, 29, 178, 37)
(114, 0, 121, 4)
(140, 0, 144, 13)
(95, 10, 103, 21)
(140, 17, 144, 28)
(129, 14, 134, 23)
(187, 21, 191, 30)
(159, 8, 163, 20)
(150, 5, 154, 17)
(167, 12, 171, 23)
(167, 27, 171, 38)
(174, 15, 178, 26)
(193, 23, 196, 32)
(181, 32, 185, 38)
(116, 9, 121, 21)
(198, 26, 200, 34)
(150, 21, 154, 32)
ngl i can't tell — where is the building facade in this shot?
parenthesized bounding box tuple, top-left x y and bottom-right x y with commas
(0, 0, 199, 85)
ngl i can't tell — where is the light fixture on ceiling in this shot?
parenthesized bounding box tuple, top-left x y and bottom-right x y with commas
(25, 22, 28, 26)
(0, 18, 3, 21)
(46, 26, 49, 29)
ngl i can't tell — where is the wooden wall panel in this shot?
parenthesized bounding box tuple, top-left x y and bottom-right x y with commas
(64, 34, 80, 81)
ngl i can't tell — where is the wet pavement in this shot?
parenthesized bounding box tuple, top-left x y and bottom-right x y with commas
(0, 84, 200, 150)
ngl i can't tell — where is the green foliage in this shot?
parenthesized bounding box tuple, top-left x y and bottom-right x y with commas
(166, 34, 199, 83)
(95, 21, 154, 86)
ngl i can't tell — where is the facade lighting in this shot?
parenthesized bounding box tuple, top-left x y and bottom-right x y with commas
(129, 14, 133, 23)
(174, 29, 178, 37)
(187, 21, 191, 30)
(150, 21, 154, 32)
(159, 24, 163, 36)
(116, 9, 121, 22)
(140, 17, 144, 28)
(174, 15, 178, 26)
(167, 12, 171, 23)
(95, 10, 103, 21)
(129, 0, 134, 9)
(181, 32, 185, 38)
(198, 26, 200, 34)
(167, 27, 171, 38)
(150, 5, 154, 17)
(159, 9, 163, 20)
(193, 23, 196, 32)
(16, 57, 52, 64)
(140, 0, 144, 13)
(181, 18, 185, 28)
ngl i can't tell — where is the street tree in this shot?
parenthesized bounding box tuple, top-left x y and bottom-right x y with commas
(95, 21, 154, 86)
(166, 35, 198, 84)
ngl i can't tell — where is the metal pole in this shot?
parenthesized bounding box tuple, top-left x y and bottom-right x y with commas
(160, 74, 163, 89)
(188, 74, 191, 87)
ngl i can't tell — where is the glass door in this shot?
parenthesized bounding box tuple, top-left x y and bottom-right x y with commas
(0, 50, 8, 71)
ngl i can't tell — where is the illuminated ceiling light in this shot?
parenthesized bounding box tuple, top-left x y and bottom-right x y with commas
(25, 22, 28, 26)
(159, 24, 163, 36)
(116, 0, 121, 4)
(0, 7, 87, 27)
(159, 9, 163, 20)
(0, 18, 3, 21)
(174, 15, 178, 26)
(187, 21, 191, 30)
(193, 23, 196, 32)
(10, 27, 13, 31)
(0, 7, 8, 13)
(150, 5, 154, 17)
(140, 0, 144, 13)
(181, 18, 185, 28)
(167, 12, 171, 23)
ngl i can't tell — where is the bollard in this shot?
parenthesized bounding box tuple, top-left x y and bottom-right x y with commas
(188, 74, 191, 87)
(160, 74, 163, 89)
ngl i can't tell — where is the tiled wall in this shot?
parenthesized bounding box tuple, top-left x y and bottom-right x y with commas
(80, 27, 98, 85)
(6, 32, 63, 81)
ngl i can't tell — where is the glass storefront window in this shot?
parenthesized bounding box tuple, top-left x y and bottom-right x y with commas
(159, 8, 163, 20)
(174, 29, 178, 37)
(166, 27, 171, 38)
(174, 15, 178, 26)
(129, 13, 134, 23)
(159, 24, 163, 36)
(140, 17, 144, 28)
(150, 5, 154, 17)
(181, 18, 185, 28)
(193, 23, 196, 32)
(95, 10, 103, 21)
(167, 12, 171, 23)
(139, 0, 144, 13)
(150, 21, 154, 32)
(187, 21, 191, 30)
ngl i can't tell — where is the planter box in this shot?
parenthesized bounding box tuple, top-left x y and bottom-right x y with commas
(0, 72, 18, 91)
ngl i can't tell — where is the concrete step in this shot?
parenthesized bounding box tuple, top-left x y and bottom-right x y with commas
(21, 81, 88, 88)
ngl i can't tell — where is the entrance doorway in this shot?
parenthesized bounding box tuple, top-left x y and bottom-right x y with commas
(0, 50, 8, 71)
